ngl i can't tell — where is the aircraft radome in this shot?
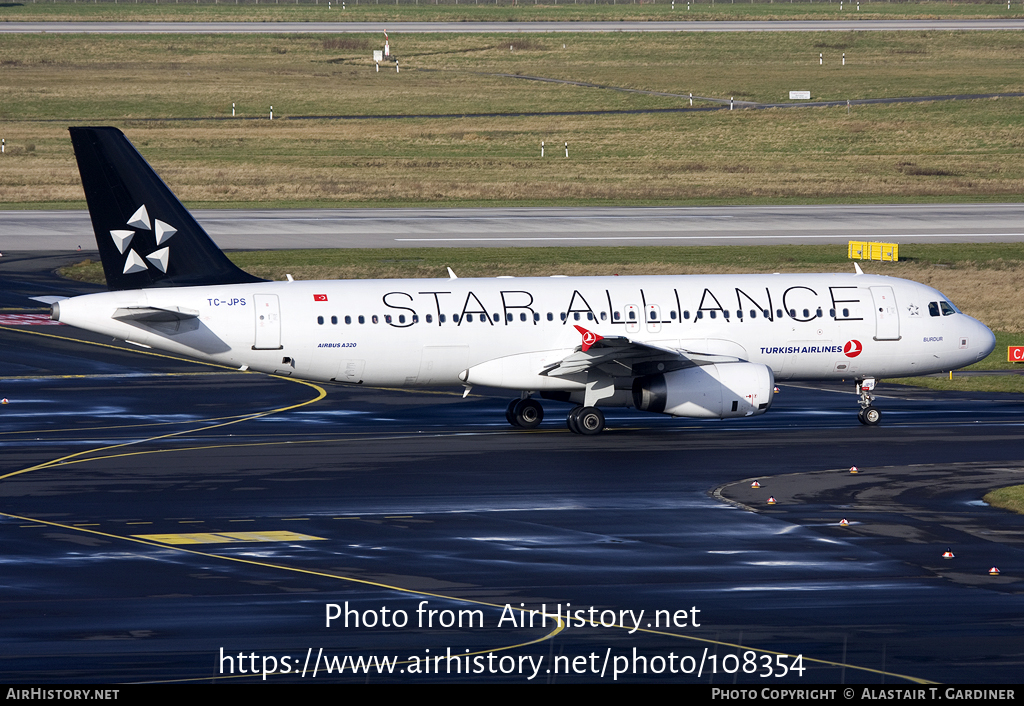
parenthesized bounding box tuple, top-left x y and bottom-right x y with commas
(50, 127, 996, 434)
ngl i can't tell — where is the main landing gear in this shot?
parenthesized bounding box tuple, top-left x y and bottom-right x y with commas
(505, 398, 544, 429)
(856, 378, 881, 426)
(566, 406, 605, 435)
(504, 398, 607, 434)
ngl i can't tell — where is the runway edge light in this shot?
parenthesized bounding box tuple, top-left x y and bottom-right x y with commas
(767, 496, 777, 505)
(850, 466, 859, 473)
(839, 518, 850, 526)
(989, 567, 1000, 575)
(942, 548, 955, 559)
(751, 480, 761, 488)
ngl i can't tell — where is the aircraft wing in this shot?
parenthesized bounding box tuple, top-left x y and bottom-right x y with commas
(542, 326, 741, 378)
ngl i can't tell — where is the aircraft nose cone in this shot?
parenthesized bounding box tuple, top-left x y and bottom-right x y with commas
(978, 321, 996, 359)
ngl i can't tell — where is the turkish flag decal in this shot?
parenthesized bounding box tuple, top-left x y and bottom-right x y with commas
(313, 294, 328, 302)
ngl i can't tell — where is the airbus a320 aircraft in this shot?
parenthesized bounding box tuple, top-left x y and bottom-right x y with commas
(52, 127, 996, 434)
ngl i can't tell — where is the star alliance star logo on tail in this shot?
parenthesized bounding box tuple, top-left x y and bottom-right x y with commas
(109, 204, 177, 275)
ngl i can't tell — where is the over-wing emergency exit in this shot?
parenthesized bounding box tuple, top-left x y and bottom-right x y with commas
(51, 127, 996, 434)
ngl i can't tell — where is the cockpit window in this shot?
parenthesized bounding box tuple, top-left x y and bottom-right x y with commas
(940, 301, 957, 316)
(928, 302, 940, 317)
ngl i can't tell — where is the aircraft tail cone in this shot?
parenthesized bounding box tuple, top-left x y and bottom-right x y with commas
(751, 480, 761, 489)
(767, 496, 777, 505)
(942, 549, 955, 559)
(989, 567, 1000, 576)
(839, 518, 850, 526)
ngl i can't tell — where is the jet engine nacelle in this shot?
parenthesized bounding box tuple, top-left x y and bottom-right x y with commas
(631, 362, 774, 418)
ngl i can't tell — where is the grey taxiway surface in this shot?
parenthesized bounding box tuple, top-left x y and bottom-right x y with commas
(1, 253, 1023, 684)
(4, 203, 1024, 251)
(4, 19, 1024, 33)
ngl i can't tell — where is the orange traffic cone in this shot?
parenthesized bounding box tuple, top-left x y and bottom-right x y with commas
(767, 496, 777, 505)
(942, 548, 955, 559)
(751, 480, 761, 489)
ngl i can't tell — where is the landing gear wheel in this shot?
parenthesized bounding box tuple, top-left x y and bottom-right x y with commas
(861, 406, 881, 426)
(506, 399, 520, 427)
(575, 406, 605, 435)
(566, 406, 583, 434)
(857, 409, 865, 425)
(514, 399, 544, 429)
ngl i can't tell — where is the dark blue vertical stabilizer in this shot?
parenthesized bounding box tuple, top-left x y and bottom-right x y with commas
(69, 127, 264, 291)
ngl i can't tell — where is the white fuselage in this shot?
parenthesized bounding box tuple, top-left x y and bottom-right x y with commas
(55, 272, 995, 395)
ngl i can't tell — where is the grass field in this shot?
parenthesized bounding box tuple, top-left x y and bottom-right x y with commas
(984, 485, 1024, 515)
(2, 31, 1023, 208)
(2, 2, 1022, 23)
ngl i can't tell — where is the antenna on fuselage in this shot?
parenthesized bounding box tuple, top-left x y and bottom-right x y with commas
(447, 267, 458, 280)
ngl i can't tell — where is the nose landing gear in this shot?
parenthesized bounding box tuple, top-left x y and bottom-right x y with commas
(856, 378, 881, 425)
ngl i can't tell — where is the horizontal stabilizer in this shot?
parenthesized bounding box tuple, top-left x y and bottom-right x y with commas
(112, 306, 200, 323)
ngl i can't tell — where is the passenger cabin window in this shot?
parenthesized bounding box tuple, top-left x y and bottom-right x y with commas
(613, 312, 621, 321)
(331, 316, 338, 325)
(345, 315, 352, 324)
(426, 314, 433, 323)
(372, 315, 379, 324)
(358, 315, 365, 324)
(317, 316, 324, 325)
